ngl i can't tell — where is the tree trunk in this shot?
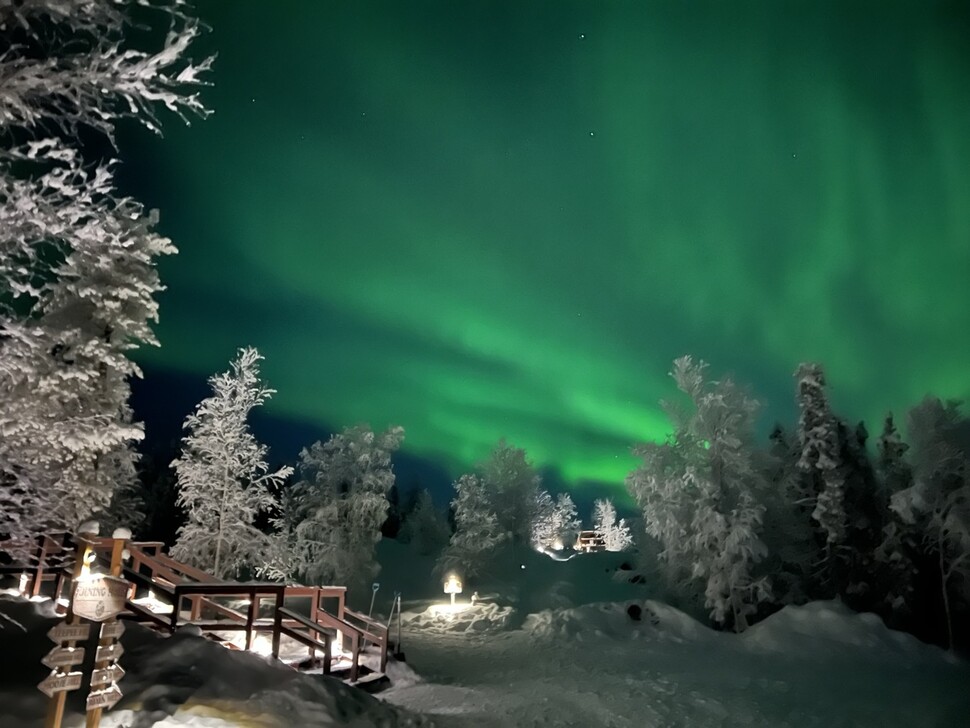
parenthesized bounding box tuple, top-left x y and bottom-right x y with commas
(939, 531, 953, 652)
(214, 465, 230, 578)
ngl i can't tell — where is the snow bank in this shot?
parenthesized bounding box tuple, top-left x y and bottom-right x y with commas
(742, 600, 955, 663)
(523, 599, 712, 644)
(401, 601, 514, 635)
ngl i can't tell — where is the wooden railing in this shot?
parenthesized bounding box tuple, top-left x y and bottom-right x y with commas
(0, 534, 389, 683)
(575, 530, 607, 552)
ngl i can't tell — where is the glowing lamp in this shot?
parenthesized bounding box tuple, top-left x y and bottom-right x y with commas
(443, 573, 462, 606)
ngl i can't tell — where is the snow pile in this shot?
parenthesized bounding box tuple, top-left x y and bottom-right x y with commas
(522, 599, 712, 644)
(401, 601, 514, 635)
(742, 600, 955, 663)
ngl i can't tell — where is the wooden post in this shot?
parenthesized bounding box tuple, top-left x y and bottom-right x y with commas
(85, 536, 125, 728)
(44, 536, 90, 728)
(245, 588, 257, 651)
(271, 588, 282, 659)
(309, 591, 319, 657)
(32, 535, 48, 598)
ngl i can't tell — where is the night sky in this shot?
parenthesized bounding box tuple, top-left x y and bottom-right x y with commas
(121, 1, 970, 497)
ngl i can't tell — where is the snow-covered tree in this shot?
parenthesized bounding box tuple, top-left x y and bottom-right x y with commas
(531, 491, 581, 550)
(171, 348, 291, 579)
(0, 0, 211, 553)
(271, 425, 403, 589)
(399, 489, 450, 556)
(437, 474, 508, 579)
(480, 440, 542, 547)
(592, 498, 633, 552)
(872, 414, 920, 620)
(627, 356, 770, 631)
(760, 424, 818, 605)
(892, 398, 970, 650)
(794, 363, 847, 590)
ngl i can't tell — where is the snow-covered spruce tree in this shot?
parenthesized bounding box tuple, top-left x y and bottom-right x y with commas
(892, 398, 969, 651)
(480, 440, 542, 548)
(0, 0, 211, 552)
(626, 356, 770, 631)
(794, 363, 847, 593)
(836, 420, 886, 610)
(872, 414, 920, 622)
(398, 488, 451, 556)
(759, 425, 818, 605)
(171, 348, 292, 579)
(272, 425, 404, 589)
(531, 490, 581, 551)
(592, 498, 634, 553)
(437, 473, 508, 579)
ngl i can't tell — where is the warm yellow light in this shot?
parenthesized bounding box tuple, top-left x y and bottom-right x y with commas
(443, 573, 463, 606)
(443, 574, 462, 594)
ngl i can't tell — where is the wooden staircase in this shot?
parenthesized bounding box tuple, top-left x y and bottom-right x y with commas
(1, 534, 390, 684)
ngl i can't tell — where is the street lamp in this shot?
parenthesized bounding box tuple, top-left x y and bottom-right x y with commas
(443, 573, 462, 607)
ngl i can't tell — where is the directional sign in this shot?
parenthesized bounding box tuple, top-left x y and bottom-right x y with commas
(38, 671, 83, 698)
(86, 685, 122, 711)
(99, 621, 125, 640)
(90, 664, 125, 689)
(95, 642, 124, 663)
(41, 646, 85, 669)
(47, 622, 91, 644)
(72, 574, 129, 622)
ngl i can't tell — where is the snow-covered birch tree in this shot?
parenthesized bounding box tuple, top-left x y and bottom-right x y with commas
(592, 498, 634, 552)
(626, 356, 770, 631)
(171, 348, 292, 579)
(271, 425, 404, 589)
(0, 0, 212, 553)
(531, 491, 581, 551)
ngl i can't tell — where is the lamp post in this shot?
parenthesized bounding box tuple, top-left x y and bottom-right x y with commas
(443, 574, 462, 607)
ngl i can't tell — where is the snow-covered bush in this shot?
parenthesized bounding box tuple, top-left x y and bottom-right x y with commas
(0, 0, 211, 552)
(171, 348, 292, 579)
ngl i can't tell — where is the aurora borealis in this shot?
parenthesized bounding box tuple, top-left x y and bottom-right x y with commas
(123, 1, 970, 494)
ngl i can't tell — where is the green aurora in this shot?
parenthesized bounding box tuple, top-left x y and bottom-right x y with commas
(123, 1, 970, 492)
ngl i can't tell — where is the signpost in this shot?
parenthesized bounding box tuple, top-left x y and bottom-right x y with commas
(90, 664, 125, 689)
(41, 646, 86, 670)
(94, 642, 124, 663)
(39, 529, 131, 728)
(72, 575, 128, 622)
(83, 533, 129, 728)
(99, 621, 125, 641)
(38, 672, 84, 698)
(48, 623, 90, 643)
(85, 685, 122, 711)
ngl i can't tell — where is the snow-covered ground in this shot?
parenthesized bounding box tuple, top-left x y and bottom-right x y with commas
(2, 544, 968, 727)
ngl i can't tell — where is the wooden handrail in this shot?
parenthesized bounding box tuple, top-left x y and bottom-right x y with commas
(6, 533, 389, 682)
